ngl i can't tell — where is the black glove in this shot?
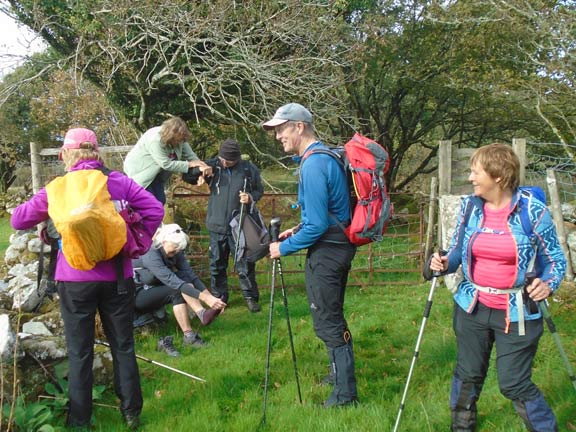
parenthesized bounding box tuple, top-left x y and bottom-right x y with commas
(182, 167, 202, 185)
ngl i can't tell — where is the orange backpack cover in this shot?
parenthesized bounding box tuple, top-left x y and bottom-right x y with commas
(45, 169, 127, 270)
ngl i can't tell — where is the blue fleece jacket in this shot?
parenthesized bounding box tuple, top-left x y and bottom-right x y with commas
(279, 142, 350, 256)
(447, 189, 566, 322)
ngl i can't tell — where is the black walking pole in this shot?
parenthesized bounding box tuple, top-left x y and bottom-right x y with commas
(234, 178, 248, 268)
(393, 250, 446, 432)
(260, 217, 280, 427)
(525, 273, 576, 393)
(94, 339, 206, 383)
(274, 231, 303, 404)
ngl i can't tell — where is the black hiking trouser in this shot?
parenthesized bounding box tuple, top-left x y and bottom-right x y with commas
(209, 231, 259, 302)
(450, 302, 556, 431)
(57, 279, 142, 427)
(305, 236, 356, 348)
(145, 169, 172, 205)
(134, 284, 186, 312)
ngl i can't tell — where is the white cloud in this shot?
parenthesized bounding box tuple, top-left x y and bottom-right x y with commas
(0, 10, 46, 76)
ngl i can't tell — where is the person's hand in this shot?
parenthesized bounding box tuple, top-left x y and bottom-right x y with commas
(200, 290, 227, 310)
(269, 241, 281, 259)
(525, 277, 553, 302)
(429, 252, 448, 273)
(239, 192, 251, 204)
(196, 175, 206, 186)
(278, 225, 300, 240)
(200, 165, 213, 177)
(188, 160, 212, 175)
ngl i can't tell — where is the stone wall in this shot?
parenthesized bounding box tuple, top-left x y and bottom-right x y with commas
(0, 228, 113, 403)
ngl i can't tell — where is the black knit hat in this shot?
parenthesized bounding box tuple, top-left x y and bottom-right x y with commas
(219, 138, 241, 161)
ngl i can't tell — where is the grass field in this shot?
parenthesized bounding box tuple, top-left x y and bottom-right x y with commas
(1, 213, 574, 431)
(85, 278, 576, 432)
(0, 214, 12, 255)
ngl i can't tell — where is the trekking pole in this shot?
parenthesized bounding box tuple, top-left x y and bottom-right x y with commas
(525, 273, 576, 393)
(273, 220, 302, 404)
(234, 178, 248, 268)
(260, 217, 280, 427)
(393, 250, 446, 432)
(94, 339, 206, 383)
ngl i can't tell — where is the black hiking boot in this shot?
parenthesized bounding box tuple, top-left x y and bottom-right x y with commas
(157, 336, 180, 357)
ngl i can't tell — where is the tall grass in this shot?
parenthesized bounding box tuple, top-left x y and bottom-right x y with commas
(89, 277, 575, 431)
(0, 215, 13, 256)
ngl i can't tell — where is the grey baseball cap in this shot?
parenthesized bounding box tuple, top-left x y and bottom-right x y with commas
(262, 103, 313, 130)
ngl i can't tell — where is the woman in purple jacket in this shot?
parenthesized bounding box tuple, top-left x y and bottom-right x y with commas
(11, 128, 164, 430)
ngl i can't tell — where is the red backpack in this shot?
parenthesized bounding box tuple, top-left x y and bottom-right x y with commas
(303, 133, 393, 246)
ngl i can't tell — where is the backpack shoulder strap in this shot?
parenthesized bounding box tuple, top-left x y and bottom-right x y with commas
(518, 188, 536, 239)
(97, 166, 112, 176)
(463, 198, 473, 227)
(302, 148, 344, 164)
(300, 148, 346, 178)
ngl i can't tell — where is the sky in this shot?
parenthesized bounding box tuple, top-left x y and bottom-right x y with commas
(0, 9, 46, 76)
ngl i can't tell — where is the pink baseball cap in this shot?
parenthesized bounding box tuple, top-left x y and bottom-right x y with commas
(59, 128, 99, 159)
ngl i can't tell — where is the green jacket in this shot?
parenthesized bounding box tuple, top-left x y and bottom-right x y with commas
(123, 126, 199, 188)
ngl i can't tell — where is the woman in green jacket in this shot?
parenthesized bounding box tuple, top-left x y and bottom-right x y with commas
(124, 116, 211, 204)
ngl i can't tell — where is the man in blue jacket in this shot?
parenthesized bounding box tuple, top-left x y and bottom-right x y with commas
(265, 103, 358, 407)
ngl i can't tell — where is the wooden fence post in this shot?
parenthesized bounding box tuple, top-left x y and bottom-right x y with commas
(546, 169, 574, 280)
(438, 140, 452, 195)
(437, 140, 452, 247)
(424, 177, 437, 263)
(513, 138, 527, 185)
(30, 141, 43, 194)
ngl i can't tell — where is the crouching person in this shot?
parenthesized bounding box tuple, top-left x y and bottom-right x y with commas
(134, 224, 227, 356)
(11, 128, 164, 430)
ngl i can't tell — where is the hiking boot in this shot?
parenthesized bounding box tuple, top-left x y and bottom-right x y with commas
(133, 312, 155, 328)
(246, 298, 261, 313)
(152, 306, 167, 323)
(122, 413, 141, 431)
(157, 336, 180, 357)
(200, 308, 221, 326)
(323, 397, 359, 408)
(183, 331, 207, 348)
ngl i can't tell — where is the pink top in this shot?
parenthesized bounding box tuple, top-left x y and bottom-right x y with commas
(471, 204, 517, 309)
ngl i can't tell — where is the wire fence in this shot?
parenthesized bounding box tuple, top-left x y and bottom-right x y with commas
(525, 141, 576, 204)
(171, 186, 426, 289)
(21, 139, 575, 290)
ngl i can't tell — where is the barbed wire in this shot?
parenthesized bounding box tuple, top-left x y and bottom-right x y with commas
(526, 141, 576, 204)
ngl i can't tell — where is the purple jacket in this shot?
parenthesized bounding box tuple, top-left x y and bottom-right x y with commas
(11, 160, 164, 282)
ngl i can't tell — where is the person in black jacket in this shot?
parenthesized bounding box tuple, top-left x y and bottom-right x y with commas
(133, 224, 227, 356)
(203, 139, 264, 312)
